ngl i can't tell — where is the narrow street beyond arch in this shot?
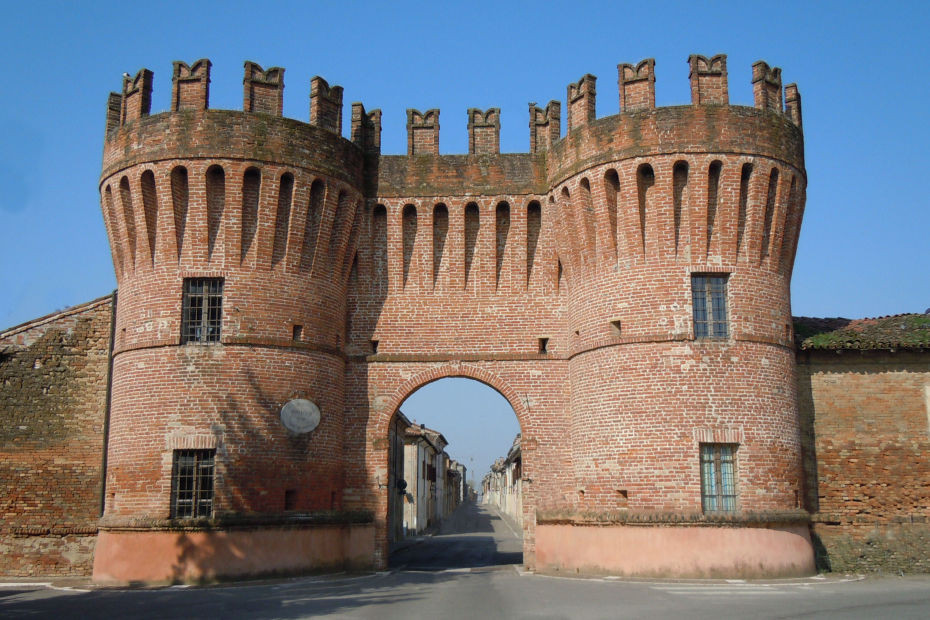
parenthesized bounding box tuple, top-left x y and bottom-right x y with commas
(390, 502, 522, 572)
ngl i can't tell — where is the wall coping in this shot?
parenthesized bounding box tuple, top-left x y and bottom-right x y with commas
(98, 510, 374, 532)
(536, 509, 811, 527)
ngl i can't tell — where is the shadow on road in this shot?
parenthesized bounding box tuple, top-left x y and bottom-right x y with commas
(389, 501, 523, 571)
(0, 571, 462, 619)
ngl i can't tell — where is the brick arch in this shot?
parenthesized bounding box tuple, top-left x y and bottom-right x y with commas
(373, 363, 529, 440)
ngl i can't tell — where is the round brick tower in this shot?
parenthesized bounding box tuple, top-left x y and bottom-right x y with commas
(92, 61, 373, 583)
(534, 57, 811, 575)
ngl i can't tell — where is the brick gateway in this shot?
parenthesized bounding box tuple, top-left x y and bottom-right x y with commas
(93, 54, 812, 582)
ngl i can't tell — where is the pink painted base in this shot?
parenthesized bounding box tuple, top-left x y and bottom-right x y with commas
(536, 524, 815, 578)
(92, 525, 375, 584)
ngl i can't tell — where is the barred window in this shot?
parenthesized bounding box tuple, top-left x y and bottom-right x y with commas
(181, 278, 224, 343)
(692, 274, 728, 339)
(170, 449, 215, 518)
(700, 443, 737, 513)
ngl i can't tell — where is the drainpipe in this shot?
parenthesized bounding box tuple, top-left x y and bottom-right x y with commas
(99, 289, 117, 517)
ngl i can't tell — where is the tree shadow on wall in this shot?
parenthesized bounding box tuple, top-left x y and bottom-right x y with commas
(809, 531, 832, 573)
(166, 364, 355, 584)
(795, 367, 819, 515)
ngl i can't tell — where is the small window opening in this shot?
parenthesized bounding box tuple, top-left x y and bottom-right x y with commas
(181, 277, 224, 344)
(284, 489, 297, 510)
(691, 274, 728, 339)
(538, 337, 549, 354)
(292, 325, 303, 341)
(700, 443, 738, 513)
(610, 320, 622, 337)
(616, 489, 629, 507)
(371, 339, 379, 354)
(170, 449, 215, 519)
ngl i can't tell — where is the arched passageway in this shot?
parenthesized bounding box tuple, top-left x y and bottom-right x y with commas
(382, 376, 524, 570)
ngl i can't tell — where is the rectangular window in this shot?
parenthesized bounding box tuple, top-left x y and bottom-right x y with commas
(692, 274, 728, 339)
(181, 278, 224, 344)
(700, 443, 737, 512)
(171, 449, 215, 518)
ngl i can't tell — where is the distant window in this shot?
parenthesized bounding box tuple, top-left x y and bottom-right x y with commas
(181, 278, 224, 343)
(170, 449, 215, 518)
(700, 443, 737, 513)
(692, 274, 728, 339)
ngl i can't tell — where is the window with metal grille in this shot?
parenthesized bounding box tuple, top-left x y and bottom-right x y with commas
(700, 443, 737, 513)
(181, 278, 224, 343)
(691, 274, 728, 339)
(170, 449, 215, 518)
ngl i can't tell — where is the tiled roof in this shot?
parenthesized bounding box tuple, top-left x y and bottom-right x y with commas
(794, 313, 930, 350)
(404, 423, 448, 451)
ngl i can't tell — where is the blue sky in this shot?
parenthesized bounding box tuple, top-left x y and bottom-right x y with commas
(400, 379, 520, 489)
(1, 1, 927, 477)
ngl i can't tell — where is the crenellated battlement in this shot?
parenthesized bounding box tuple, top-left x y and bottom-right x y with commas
(467, 108, 501, 155)
(529, 100, 560, 153)
(567, 74, 597, 132)
(752, 60, 783, 113)
(171, 59, 211, 111)
(310, 76, 344, 134)
(120, 68, 153, 124)
(688, 54, 727, 105)
(243, 61, 284, 115)
(104, 54, 802, 153)
(351, 102, 382, 152)
(406, 108, 440, 156)
(618, 59, 656, 111)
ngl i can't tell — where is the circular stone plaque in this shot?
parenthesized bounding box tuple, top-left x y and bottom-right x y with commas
(280, 399, 321, 434)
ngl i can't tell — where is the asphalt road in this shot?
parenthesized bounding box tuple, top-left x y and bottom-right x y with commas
(389, 499, 524, 570)
(3, 503, 930, 619)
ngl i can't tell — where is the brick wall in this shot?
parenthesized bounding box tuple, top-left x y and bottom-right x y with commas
(798, 349, 930, 572)
(0, 296, 113, 575)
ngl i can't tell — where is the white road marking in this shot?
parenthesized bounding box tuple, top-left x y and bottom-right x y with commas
(0, 583, 52, 588)
(0, 582, 91, 593)
(654, 586, 788, 596)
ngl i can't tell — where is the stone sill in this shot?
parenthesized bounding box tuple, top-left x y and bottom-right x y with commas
(98, 510, 374, 532)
